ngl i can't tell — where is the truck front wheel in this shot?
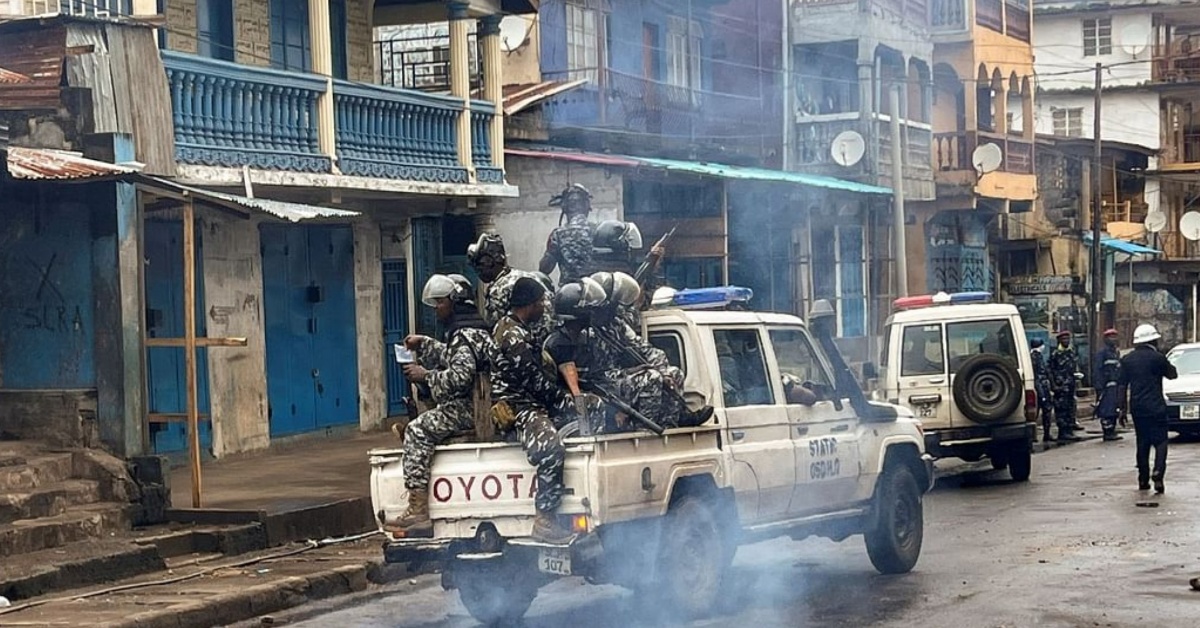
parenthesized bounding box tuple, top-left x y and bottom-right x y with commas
(455, 562, 537, 626)
(865, 465, 924, 574)
(652, 495, 728, 618)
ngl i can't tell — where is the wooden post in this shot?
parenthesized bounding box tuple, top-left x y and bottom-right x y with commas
(182, 199, 201, 508)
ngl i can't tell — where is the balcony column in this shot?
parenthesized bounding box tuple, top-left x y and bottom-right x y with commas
(449, 1, 476, 179)
(309, 0, 337, 170)
(479, 14, 505, 171)
(1022, 84, 1035, 140)
(993, 80, 1007, 134)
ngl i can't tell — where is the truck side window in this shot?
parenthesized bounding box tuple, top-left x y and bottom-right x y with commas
(768, 328, 831, 387)
(648, 331, 686, 376)
(900, 324, 945, 377)
(713, 328, 773, 407)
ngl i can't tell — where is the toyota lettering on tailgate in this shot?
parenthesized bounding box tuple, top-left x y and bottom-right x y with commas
(431, 473, 538, 503)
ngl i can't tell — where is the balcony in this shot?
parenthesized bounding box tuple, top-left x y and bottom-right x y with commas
(163, 51, 500, 185)
(934, 130, 1033, 175)
(930, 0, 1030, 42)
(1153, 33, 1200, 84)
(375, 32, 482, 91)
(794, 112, 933, 193)
(930, 0, 967, 32)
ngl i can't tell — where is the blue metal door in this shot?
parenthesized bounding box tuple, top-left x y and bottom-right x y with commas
(382, 259, 410, 417)
(410, 217, 442, 335)
(261, 224, 359, 437)
(144, 220, 212, 454)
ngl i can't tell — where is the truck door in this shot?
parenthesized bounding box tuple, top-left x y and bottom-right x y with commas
(712, 327, 794, 524)
(896, 323, 951, 427)
(766, 326, 863, 513)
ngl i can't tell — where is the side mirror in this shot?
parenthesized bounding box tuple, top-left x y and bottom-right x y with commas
(862, 361, 878, 380)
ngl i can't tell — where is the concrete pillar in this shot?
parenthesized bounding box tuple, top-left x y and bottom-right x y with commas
(309, 0, 338, 169)
(1022, 83, 1035, 140)
(449, 1, 476, 179)
(479, 14, 505, 171)
(993, 81, 1007, 135)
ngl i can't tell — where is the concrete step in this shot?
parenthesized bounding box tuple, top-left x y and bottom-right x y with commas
(0, 538, 166, 601)
(0, 452, 75, 492)
(0, 479, 103, 524)
(0, 502, 132, 558)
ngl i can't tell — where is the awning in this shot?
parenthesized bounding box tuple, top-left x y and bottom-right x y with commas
(6, 147, 139, 181)
(1083, 234, 1161, 256)
(504, 146, 892, 195)
(139, 178, 360, 223)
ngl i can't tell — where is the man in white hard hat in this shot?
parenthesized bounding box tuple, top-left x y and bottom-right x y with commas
(1117, 324, 1178, 494)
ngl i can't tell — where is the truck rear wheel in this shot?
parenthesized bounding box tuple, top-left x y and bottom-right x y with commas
(1008, 443, 1032, 482)
(865, 465, 923, 574)
(653, 495, 728, 618)
(456, 562, 536, 626)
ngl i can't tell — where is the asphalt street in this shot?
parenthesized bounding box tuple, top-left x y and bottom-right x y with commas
(272, 434, 1200, 628)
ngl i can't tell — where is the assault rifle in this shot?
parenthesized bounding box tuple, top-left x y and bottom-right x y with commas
(582, 380, 665, 435)
(633, 225, 677, 285)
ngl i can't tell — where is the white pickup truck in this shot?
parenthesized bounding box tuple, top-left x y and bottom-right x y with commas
(370, 299, 933, 624)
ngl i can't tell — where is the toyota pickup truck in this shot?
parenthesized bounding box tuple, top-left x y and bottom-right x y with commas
(369, 297, 933, 624)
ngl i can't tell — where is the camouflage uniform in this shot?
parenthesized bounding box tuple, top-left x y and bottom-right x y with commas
(592, 318, 686, 429)
(1093, 344, 1123, 432)
(542, 214, 595, 283)
(1031, 347, 1053, 437)
(1048, 344, 1079, 432)
(402, 318, 494, 492)
(484, 267, 556, 347)
(492, 314, 574, 513)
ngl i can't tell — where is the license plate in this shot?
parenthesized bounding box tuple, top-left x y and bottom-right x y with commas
(538, 547, 571, 576)
(1181, 405, 1199, 420)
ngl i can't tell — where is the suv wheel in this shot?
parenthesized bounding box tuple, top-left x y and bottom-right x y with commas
(649, 494, 728, 618)
(456, 561, 537, 626)
(1008, 442, 1032, 482)
(865, 464, 924, 574)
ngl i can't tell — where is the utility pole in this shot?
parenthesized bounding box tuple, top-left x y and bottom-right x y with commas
(780, 0, 792, 170)
(1089, 62, 1104, 375)
(890, 86, 909, 297)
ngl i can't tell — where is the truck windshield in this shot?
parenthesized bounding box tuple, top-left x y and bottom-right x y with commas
(946, 319, 1018, 373)
(768, 328, 831, 387)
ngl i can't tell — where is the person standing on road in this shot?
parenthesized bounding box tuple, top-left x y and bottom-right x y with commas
(1031, 338, 1054, 443)
(1117, 324, 1178, 494)
(1049, 330, 1083, 442)
(1094, 329, 1125, 442)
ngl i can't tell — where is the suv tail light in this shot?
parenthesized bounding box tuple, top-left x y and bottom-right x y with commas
(1024, 389, 1037, 422)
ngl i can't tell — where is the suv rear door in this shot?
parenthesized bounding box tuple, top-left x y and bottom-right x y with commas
(895, 322, 952, 426)
(944, 318, 1021, 426)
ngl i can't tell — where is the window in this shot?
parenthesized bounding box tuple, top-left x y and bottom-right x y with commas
(270, 0, 347, 76)
(566, 2, 600, 83)
(811, 224, 867, 338)
(1082, 17, 1112, 56)
(329, 0, 348, 79)
(1052, 108, 1083, 137)
(946, 319, 1018, 373)
(649, 331, 686, 375)
(900, 324, 945, 377)
(666, 16, 702, 90)
(196, 0, 234, 61)
(768, 328, 831, 387)
(713, 329, 773, 407)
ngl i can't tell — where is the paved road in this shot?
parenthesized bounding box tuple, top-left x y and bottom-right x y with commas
(280, 435, 1200, 627)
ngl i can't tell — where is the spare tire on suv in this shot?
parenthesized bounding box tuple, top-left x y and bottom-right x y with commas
(952, 354, 1023, 423)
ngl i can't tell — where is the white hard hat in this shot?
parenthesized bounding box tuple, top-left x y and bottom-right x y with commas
(421, 274, 465, 307)
(1133, 323, 1161, 345)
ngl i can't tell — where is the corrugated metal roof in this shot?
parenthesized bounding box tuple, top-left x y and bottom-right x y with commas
(502, 79, 588, 116)
(1083, 233, 1162, 255)
(5, 146, 138, 180)
(0, 65, 31, 83)
(506, 146, 892, 195)
(143, 178, 360, 223)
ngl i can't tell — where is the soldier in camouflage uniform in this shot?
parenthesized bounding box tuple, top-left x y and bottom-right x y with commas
(1049, 330, 1083, 442)
(1030, 338, 1054, 443)
(385, 275, 494, 538)
(467, 232, 556, 346)
(539, 184, 595, 283)
(1093, 328, 1125, 442)
(491, 276, 577, 544)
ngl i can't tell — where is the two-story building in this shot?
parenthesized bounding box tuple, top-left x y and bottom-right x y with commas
(0, 0, 534, 461)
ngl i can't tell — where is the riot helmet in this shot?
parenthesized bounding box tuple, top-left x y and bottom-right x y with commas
(593, 220, 644, 252)
(554, 278, 606, 321)
(592, 271, 640, 308)
(447, 273, 473, 296)
(421, 274, 468, 307)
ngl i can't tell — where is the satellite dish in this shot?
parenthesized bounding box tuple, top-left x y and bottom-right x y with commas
(498, 16, 530, 53)
(1144, 211, 1168, 233)
(1181, 211, 1200, 241)
(830, 131, 865, 167)
(972, 143, 1003, 174)
(1119, 22, 1151, 56)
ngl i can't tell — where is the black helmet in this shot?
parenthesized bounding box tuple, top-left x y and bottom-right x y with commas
(466, 233, 506, 268)
(549, 183, 593, 216)
(593, 220, 644, 252)
(554, 278, 606, 321)
(590, 271, 640, 307)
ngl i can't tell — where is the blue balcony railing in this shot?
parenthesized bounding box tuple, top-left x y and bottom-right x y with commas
(163, 52, 503, 185)
(164, 51, 330, 172)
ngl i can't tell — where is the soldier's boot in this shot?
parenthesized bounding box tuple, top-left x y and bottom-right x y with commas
(1153, 475, 1165, 495)
(531, 511, 574, 545)
(1102, 427, 1123, 442)
(679, 405, 715, 427)
(383, 490, 432, 538)
(1057, 428, 1082, 443)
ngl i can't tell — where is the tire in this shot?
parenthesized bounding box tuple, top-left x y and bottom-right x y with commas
(456, 562, 537, 626)
(652, 495, 729, 619)
(865, 465, 924, 575)
(990, 452, 1009, 470)
(1008, 444, 1032, 482)
(952, 354, 1023, 423)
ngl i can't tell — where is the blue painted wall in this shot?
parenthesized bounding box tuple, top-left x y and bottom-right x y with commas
(0, 191, 97, 389)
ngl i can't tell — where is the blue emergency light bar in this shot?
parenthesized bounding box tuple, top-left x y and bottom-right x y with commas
(668, 286, 754, 309)
(893, 291, 991, 310)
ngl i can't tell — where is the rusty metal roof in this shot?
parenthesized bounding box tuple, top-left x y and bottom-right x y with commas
(0, 66, 30, 83)
(140, 177, 360, 223)
(5, 146, 139, 180)
(502, 79, 588, 116)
